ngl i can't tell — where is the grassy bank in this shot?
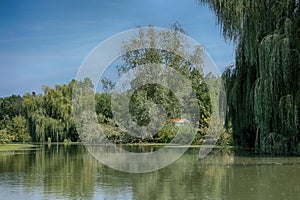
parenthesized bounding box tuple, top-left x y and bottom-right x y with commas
(0, 143, 37, 151)
(0, 142, 234, 152)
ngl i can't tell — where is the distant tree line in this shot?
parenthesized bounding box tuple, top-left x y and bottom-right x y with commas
(0, 23, 231, 144)
(0, 24, 230, 145)
(0, 76, 215, 144)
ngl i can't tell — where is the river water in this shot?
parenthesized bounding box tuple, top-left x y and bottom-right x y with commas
(0, 144, 299, 199)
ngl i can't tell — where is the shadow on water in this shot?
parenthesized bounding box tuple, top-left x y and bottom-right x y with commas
(0, 144, 300, 200)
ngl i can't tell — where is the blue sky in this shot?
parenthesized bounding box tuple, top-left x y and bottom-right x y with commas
(0, 0, 235, 97)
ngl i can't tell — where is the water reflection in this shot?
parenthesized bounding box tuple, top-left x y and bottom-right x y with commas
(0, 145, 300, 200)
(0, 144, 99, 199)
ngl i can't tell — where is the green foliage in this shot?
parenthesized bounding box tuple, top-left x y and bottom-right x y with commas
(0, 95, 24, 120)
(0, 95, 30, 143)
(95, 93, 112, 119)
(0, 80, 84, 143)
(0, 24, 217, 145)
(216, 130, 233, 146)
(24, 82, 76, 142)
(201, 0, 300, 154)
(129, 84, 181, 126)
(0, 129, 14, 143)
(157, 124, 179, 143)
(8, 115, 31, 142)
(99, 24, 212, 144)
(0, 115, 31, 143)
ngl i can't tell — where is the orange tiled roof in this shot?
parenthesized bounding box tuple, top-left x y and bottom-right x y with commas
(168, 118, 182, 123)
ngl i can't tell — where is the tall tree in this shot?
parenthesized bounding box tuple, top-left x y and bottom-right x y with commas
(23, 81, 78, 142)
(0, 95, 24, 120)
(199, 0, 300, 154)
(101, 23, 212, 143)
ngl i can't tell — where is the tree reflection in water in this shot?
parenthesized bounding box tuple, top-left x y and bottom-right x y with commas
(1, 145, 300, 200)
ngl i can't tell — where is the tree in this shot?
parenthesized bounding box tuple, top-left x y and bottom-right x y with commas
(95, 93, 112, 119)
(23, 80, 80, 142)
(0, 95, 24, 120)
(8, 115, 31, 142)
(101, 23, 212, 143)
(200, 0, 300, 154)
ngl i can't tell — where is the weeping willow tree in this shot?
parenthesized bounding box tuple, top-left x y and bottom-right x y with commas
(23, 81, 78, 142)
(199, 0, 300, 154)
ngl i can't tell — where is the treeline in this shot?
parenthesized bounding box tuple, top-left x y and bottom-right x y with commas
(0, 77, 214, 144)
(0, 24, 231, 145)
(200, 0, 300, 154)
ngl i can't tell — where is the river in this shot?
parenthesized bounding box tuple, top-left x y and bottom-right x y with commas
(0, 144, 299, 199)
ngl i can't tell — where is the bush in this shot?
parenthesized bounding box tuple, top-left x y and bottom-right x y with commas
(0, 129, 14, 143)
(156, 124, 178, 143)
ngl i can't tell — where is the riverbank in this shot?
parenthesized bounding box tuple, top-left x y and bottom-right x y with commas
(0, 143, 38, 154)
(0, 142, 233, 150)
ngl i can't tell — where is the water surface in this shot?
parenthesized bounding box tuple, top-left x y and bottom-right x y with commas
(1, 144, 299, 199)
